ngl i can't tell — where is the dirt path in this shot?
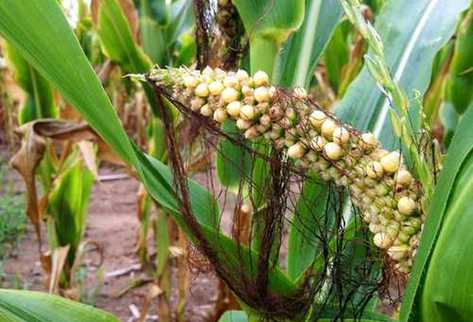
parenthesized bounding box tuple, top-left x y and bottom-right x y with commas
(2, 164, 219, 321)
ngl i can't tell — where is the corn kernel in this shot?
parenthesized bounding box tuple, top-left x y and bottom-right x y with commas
(240, 104, 256, 120)
(380, 151, 401, 173)
(253, 71, 269, 86)
(287, 143, 306, 159)
(321, 119, 337, 138)
(324, 142, 343, 160)
(398, 196, 416, 215)
(254, 87, 270, 103)
(195, 83, 209, 97)
(208, 81, 224, 95)
(333, 127, 350, 145)
(213, 108, 227, 123)
(309, 110, 327, 129)
(222, 87, 239, 103)
(226, 101, 241, 117)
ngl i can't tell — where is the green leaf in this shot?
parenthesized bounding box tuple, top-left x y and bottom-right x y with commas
(323, 20, 351, 93)
(0, 0, 137, 165)
(218, 310, 248, 322)
(446, 9, 473, 114)
(155, 210, 170, 277)
(148, 0, 170, 26)
(232, 0, 305, 74)
(335, 0, 470, 148)
(139, 0, 166, 65)
(287, 179, 329, 280)
(47, 159, 94, 264)
(401, 102, 473, 322)
(216, 120, 252, 190)
(5, 43, 58, 124)
(0, 289, 119, 322)
(97, 0, 151, 73)
(439, 102, 459, 148)
(165, 0, 193, 46)
(97, 0, 160, 115)
(274, 0, 343, 88)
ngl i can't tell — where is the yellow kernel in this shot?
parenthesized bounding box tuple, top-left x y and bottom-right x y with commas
(240, 104, 256, 120)
(226, 101, 241, 117)
(321, 118, 337, 138)
(361, 132, 377, 147)
(224, 75, 239, 88)
(202, 66, 214, 77)
(200, 104, 213, 116)
(397, 196, 416, 215)
(373, 232, 392, 249)
(388, 245, 409, 261)
(287, 143, 306, 159)
(244, 127, 259, 139)
(222, 87, 239, 103)
(324, 142, 343, 160)
(195, 83, 209, 97)
(236, 69, 249, 81)
(260, 114, 271, 126)
(183, 75, 198, 88)
(213, 108, 227, 123)
(380, 151, 401, 173)
(253, 70, 269, 86)
(366, 161, 384, 179)
(332, 127, 350, 145)
(254, 87, 270, 103)
(236, 118, 251, 130)
(309, 110, 327, 129)
(241, 85, 253, 97)
(312, 136, 327, 151)
(396, 169, 413, 186)
(208, 81, 224, 95)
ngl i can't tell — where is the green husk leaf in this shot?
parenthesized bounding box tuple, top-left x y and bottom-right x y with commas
(232, 0, 305, 74)
(216, 120, 252, 190)
(287, 179, 329, 281)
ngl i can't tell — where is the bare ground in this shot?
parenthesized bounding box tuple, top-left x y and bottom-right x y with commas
(1, 160, 220, 322)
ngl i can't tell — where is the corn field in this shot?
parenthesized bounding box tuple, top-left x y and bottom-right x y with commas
(0, 0, 472, 321)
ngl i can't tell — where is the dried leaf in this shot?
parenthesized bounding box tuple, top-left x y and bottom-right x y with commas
(91, 0, 100, 24)
(33, 119, 125, 166)
(118, 0, 139, 42)
(78, 141, 99, 178)
(33, 119, 96, 142)
(49, 245, 70, 294)
(10, 123, 46, 245)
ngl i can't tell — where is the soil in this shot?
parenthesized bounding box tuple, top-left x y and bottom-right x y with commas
(0, 144, 220, 322)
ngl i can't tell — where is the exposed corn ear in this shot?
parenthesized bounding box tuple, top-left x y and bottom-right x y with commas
(149, 66, 425, 274)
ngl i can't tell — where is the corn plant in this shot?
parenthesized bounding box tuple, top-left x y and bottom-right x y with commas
(1, 1, 473, 322)
(4, 30, 103, 295)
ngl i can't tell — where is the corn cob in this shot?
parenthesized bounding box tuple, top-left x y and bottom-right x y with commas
(149, 66, 424, 274)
